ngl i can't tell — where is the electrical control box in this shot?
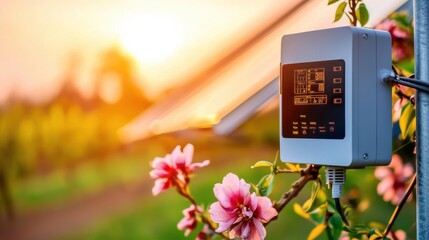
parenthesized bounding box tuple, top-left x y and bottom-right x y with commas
(280, 26, 392, 167)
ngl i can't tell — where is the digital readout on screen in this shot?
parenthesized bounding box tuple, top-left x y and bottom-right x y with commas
(281, 59, 345, 139)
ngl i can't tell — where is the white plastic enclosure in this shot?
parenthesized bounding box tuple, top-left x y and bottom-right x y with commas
(280, 26, 392, 167)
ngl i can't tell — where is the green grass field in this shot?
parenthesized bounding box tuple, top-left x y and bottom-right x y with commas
(3, 111, 417, 239)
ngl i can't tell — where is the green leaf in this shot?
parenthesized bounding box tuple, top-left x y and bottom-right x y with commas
(328, 0, 340, 5)
(251, 160, 272, 169)
(334, 2, 347, 22)
(294, 203, 310, 219)
(273, 152, 280, 172)
(256, 173, 275, 196)
(250, 183, 259, 194)
(303, 181, 321, 211)
(368, 228, 384, 240)
(329, 215, 343, 239)
(399, 102, 416, 140)
(309, 205, 326, 224)
(317, 187, 327, 203)
(356, 3, 369, 26)
(307, 224, 326, 240)
(369, 234, 383, 240)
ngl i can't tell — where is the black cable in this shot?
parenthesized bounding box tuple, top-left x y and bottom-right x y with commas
(394, 78, 429, 93)
(398, 76, 429, 88)
(385, 68, 429, 92)
(385, 75, 429, 93)
(334, 198, 349, 226)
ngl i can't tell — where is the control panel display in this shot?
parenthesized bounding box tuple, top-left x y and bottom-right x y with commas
(281, 59, 345, 139)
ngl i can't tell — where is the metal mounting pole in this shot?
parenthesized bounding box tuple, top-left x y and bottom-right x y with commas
(414, 0, 429, 239)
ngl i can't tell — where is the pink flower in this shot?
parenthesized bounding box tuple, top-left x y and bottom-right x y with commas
(375, 155, 414, 204)
(375, 19, 412, 62)
(387, 229, 407, 240)
(196, 225, 209, 240)
(150, 144, 210, 196)
(209, 173, 278, 240)
(177, 204, 202, 236)
(375, 19, 409, 41)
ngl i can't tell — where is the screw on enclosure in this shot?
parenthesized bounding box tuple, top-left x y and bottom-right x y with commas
(363, 33, 368, 39)
(363, 153, 368, 159)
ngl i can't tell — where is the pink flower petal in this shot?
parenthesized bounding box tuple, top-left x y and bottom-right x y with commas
(177, 217, 193, 230)
(172, 145, 187, 170)
(374, 167, 391, 179)
(252, 218, 267, 240)
(150, 144, 209, 196)
(151, 157, 171, 169)
(177, 204, 202, 236)
(209, 173, 276, 239)
(183, 143, 194, 166)
(209, 202, 237, 232)
(189, 160, 210, 171)
(213, 173, 246, 209)
(394, 230, 407, 240)
(149, 169, 170, 179)
(402, 163, 414, 179)
(152, 178, 170, 196)
(390, 155, 403, 172)
(377, 177, 394, 194)
(255, 196, 278, 222)
(241, 221, 251, 238)
(229, 222, 243, 239)
(383, 189, 395, 202)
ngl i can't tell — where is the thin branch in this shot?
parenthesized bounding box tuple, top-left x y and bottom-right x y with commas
(176, 183, 229, 239)
(348, 0, 358, 26)
(272, 165, 321, 218)
(345, 12, 353, 24)
(383, 173, 417, 238)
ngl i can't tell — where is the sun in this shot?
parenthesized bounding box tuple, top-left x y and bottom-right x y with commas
(116, 14, 183, 65)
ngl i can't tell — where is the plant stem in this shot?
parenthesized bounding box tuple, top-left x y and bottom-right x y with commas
(176, 182, 229, 239)
(383, 173, 417, 238)
(348, 0, 358, 26)
(272, 165, 321, 218)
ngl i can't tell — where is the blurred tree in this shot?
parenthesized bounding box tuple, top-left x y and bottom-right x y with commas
(95, 46, 151, 125)
(0, 45, 154, 220)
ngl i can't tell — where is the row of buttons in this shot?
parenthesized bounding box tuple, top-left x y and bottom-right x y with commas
(292, 122, 336, 135)
(332, 76, 342, 104)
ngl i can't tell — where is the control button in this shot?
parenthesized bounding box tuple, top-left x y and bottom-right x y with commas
(330, 126, 335, 132)
(333, 88, 342, 93)
(302, 130, 307, 135)
(333, 78, 342, 83)
(333, 66, 342, 72)
(293, 131, 298, 135)
(333, 98, 342, 104)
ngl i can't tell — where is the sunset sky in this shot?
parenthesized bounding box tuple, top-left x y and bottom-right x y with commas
(0, 0, 408, 105)
(0, 0, 295, 104)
